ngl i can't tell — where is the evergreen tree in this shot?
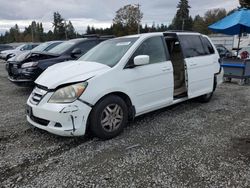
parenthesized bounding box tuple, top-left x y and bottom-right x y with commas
(46, 30, 54, 41)
(144, 24, 149, 33)
(239, 0, 250, 8)
(53, 12, 66, 40)
(66, 21, 76, 39)
(171, 0, 192, 30)
(192, 15, 206, 33)
(86, 25, 91, 34)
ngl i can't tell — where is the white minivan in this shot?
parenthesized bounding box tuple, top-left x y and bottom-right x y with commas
(26, 32, 223, 139)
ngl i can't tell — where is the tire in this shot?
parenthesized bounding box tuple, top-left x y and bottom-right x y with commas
(224, 77, 232, 82)
(198, 92, 213, 103)
(239, 79, 245, 86)
(245, 78, 250, 84)
(90, 95, 128, 140)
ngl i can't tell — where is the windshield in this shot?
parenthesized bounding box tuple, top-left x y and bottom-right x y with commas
(48, 40, 78, 55)
(15, 44, 25, 50)
(31, 42, 50, 52)
(79, 37, 138, 67)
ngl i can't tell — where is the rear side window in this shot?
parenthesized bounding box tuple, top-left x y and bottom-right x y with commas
(131, 36, 168, 64)
(76, 41, 97, 55)
(201, 36, 215, 55)
(21, 45, 32, 51)
(178, 35, 206, 58)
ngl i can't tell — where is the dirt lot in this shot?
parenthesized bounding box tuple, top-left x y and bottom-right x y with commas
(1, 60, 250, 187)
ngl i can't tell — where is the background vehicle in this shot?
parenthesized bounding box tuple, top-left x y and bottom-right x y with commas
(0, 44, 14, 52)
(215, 44, 232, 58)
(238, 46, 250, 59)
(7, 36, 113, 86)
(7, 41, 62, 62)
(26, 32, 223, 139)
(0, 43, 39, 60)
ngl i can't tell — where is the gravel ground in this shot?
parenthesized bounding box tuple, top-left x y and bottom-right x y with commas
(1, 60, 250, 187)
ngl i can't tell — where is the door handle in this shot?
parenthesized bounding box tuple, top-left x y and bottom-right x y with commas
(190, 63, 197, 67)
(162, 67, 171, 71)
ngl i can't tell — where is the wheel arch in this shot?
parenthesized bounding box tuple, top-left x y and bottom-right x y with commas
(86, 91, 136, 132)
(97, 92, 135, 120)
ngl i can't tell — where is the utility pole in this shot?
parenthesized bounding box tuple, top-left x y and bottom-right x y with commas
(182, 19, 185, 31)
(64, 20, 68, 40)
(31, 25, 34, 42)
(134, 3, 141, 34)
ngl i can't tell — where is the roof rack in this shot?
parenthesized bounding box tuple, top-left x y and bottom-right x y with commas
(82, 34, 115, 39)
(100, 35, 116, 39)
(166, 30, 199, 33)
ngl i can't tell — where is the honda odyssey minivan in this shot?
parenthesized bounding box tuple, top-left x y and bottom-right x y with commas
(26, 32, 223, 139)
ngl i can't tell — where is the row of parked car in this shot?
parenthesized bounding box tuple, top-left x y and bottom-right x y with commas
(1, 32, 223, 140)
(2, 36, 113, 86)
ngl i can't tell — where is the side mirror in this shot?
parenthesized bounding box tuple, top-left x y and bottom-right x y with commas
(134, 55, 150, 66)
(225, 52, 232, 58)
(71, 48, 82, 57)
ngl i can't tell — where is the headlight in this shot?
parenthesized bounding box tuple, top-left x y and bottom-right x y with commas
(21, 62, 38, 68)
(48, 82, 88, 103)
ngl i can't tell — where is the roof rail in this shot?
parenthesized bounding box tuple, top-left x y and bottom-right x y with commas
(82, 34, 100, 38)
(99, 35, 116, 39)
(166, 30, 199, 33)
(82, 34, 115, 39)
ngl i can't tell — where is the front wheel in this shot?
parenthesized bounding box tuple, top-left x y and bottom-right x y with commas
(90, 95, 128, 140)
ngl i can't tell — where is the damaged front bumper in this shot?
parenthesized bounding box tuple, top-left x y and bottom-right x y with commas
(26, 92, 92, 137)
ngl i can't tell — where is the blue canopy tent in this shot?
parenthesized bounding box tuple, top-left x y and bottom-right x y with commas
(209, 8, 250, 56)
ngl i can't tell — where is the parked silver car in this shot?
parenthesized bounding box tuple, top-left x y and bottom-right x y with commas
(0, 43, 39, 60)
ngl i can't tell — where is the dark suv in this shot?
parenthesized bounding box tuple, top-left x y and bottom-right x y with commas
(7, 37, 111, 86)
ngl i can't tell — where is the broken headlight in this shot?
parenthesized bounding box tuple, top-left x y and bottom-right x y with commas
(21, 62, 38, 68)
(48, 82, 88, 103)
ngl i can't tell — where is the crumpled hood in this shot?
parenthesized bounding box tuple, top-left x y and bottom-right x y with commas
(35, 60, 111, 89)
(1, 49, 15, 54)
(9, 51, 30, 62)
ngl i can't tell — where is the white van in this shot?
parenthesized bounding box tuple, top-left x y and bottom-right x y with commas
(26, 32, 223, 139)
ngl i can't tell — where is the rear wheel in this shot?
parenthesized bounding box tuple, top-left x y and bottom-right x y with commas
(90, 95, 128, 140)
(198, 92, 213, 103)
(239, 79, 246, 86)
(224, 77, 232, 82)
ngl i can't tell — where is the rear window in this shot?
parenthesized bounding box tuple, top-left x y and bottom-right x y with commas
(178, 35, 206, 58)
(201, 36, 215, 55)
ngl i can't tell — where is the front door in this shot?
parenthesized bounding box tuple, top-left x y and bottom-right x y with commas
(124, 36, 173, 115)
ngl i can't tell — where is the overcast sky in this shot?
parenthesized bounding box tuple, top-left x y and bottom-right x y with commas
(0, 0, 239, 34)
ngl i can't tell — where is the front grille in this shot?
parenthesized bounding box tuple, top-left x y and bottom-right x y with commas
(30, 113, 49, 126)
(30, 87, 47, 105)
(7, 63, 20, 77)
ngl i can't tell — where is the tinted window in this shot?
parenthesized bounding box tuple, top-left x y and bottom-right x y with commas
(201, 37, 215, 55)
(32, 44, 38, 49)
(75, 41, 97, 55)
(44, 42, 62, 52)
(32, 42, 50, 52)
(216, 46, 227, 54)
(179, 35, 206, 58)
(48, 40, 79, 55)
(131, 36, 167, 64)
(21, 44, 32, 51)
